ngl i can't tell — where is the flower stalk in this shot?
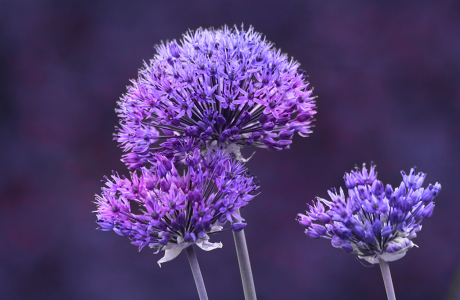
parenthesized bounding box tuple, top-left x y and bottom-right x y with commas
(233, 209, 257, 300)
(379, 258, 396, 300)
(186, 245, 209, 300)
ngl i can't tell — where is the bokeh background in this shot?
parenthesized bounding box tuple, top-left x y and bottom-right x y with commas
(1, 0, 459, 299)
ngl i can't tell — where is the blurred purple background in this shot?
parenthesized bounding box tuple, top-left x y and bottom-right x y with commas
(1, 1, 459, 299)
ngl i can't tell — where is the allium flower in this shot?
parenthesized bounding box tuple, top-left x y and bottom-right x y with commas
(297, 163, 441, 264)
(115, 25, 316, 170)
(94, 149, 258, 266)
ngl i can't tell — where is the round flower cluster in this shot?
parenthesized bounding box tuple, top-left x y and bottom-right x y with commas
(95, 149, 259, 265)
(115, 25, 316, 170)
(296, 163, 441, 264)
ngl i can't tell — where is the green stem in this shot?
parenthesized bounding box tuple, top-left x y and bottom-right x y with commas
(379, 258, 396, 300)
(233, 209, 257, 300)
(186, 245, 209, 300)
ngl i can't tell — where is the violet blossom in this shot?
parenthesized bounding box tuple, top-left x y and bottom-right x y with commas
(95, 149, 259, 266)
(296, 163, 441, 264)
(114, 25, 316, 170)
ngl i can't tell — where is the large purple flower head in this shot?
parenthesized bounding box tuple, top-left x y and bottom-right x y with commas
(115, 25, 316, 170)
(296, 163, 441, 264)
(95, 149, 259, 266)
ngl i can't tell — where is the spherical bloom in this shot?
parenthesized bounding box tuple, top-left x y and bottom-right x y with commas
(115, 25, 316, 170)
(94, 149, 259, 266)
(296, 163, 441, 264)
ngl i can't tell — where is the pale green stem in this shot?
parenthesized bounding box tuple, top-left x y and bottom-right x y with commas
(233, 208, 257, 300)
(379, 258, 396, 300)
(186, 245, 209, 300)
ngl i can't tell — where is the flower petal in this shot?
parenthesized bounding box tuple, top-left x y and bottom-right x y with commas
(196, 240, 223, 251)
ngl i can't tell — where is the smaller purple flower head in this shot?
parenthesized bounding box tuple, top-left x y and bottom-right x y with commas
(296, 163, 441, 264)
(114, 25, 316, 170)
(95, 149, 259, 266)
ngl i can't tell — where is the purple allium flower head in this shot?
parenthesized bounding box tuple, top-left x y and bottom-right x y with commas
(115, 25, 316, 170)
(94, 149, 259, 266)
(296, 163, 441, 264)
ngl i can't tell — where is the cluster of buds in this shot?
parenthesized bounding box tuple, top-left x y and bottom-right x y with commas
(95, 149, 258, 265)
(297, 163, 441, 264)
